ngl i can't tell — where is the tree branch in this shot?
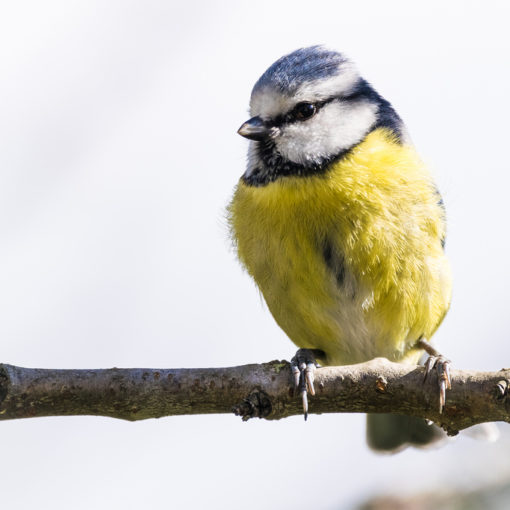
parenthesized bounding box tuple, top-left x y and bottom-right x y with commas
(1, 359, 509, 435)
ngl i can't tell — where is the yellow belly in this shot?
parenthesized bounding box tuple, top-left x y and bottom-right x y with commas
(229, 129, 452, 366)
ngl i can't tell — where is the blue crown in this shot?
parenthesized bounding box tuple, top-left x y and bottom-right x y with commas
(253, 46, 347, 96)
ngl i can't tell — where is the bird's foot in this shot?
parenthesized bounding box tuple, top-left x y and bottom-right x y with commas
(290, 349, 322, 420)
(417, 338, 452, 414)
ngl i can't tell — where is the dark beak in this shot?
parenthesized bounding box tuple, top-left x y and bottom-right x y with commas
(237, 116, 270, 141)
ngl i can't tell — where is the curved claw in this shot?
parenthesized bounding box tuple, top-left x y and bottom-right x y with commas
(423, 356, 436, 382)
(301, 390, 309, 420)
(305, 362, 316, 396)
(437, 359, 452, 413)
(290, 349, 320, 420)
(421, 354, 452, 413)
(417, 338, 452, 414)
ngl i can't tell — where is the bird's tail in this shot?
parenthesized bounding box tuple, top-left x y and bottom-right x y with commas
(366, 413, 446, 453)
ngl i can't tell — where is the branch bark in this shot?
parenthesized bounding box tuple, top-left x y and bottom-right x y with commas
(0, 359, 509, 435)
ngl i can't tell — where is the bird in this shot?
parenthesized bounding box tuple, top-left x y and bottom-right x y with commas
(228, 46, 452, 452)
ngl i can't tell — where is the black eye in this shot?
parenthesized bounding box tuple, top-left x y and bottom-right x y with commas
(294, 102, 316, 121)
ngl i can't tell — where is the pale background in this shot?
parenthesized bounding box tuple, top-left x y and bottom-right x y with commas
(1, 1, 509, 508)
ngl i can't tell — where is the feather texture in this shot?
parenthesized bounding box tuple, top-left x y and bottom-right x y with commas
(229, 128, 451, 366)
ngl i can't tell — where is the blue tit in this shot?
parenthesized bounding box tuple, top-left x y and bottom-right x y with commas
(228, 46, 452, 452)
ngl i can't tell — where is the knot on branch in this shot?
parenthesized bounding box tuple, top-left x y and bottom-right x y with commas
(375, 375, 388, 393)
(232, 390, 272, 421)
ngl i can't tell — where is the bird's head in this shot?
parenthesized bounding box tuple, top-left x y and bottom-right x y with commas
(238, 46, 404, 186)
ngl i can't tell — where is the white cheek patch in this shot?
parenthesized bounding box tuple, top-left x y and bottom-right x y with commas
(275, 100, 378, 165)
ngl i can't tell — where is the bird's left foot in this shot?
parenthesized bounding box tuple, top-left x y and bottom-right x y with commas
(417, 338, 452, 414)
(290, 349, 322, 420)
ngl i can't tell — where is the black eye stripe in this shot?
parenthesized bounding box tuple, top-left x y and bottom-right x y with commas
(268, 97, 338, 128)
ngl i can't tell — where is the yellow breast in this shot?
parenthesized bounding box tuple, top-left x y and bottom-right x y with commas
(229, 128, 451, 365)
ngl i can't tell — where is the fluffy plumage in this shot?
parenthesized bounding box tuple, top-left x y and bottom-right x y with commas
(231, 128, 450, 364)
(229, 47, 452, 451)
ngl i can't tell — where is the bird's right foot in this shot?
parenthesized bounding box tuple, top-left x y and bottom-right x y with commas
(417, 338, 452, 414)
(290, 349, 323, 420)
